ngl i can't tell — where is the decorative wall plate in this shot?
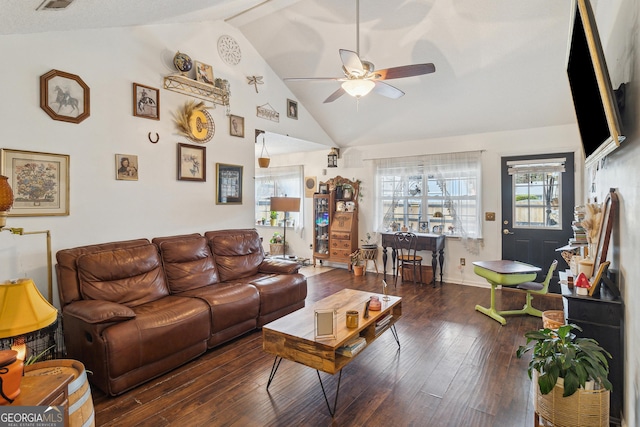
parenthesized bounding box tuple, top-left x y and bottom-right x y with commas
(188, 109, 215, 143)
(217, 35, 242, 66)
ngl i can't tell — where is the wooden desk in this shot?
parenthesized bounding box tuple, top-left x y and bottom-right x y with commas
(5, 373, 73, 426)
(473, 260, 541, 325)
(381, 232, 445, 285)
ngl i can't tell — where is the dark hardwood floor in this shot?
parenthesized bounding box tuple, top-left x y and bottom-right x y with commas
(92, 268, 563, 426)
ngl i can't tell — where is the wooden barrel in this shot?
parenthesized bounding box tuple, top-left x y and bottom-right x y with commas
(25, 359, 95, 427)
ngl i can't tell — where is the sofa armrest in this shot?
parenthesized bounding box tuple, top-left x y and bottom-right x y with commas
(64, 300, 136, 324)
(259, 258, 301, 274)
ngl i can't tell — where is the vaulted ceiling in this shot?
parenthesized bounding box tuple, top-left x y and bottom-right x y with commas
(1, 0, 580, 149)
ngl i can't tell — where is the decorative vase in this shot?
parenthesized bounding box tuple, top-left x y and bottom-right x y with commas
(0, 350, 23, 403)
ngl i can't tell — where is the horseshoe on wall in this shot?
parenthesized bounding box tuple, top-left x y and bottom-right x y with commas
(148, 132, 159, 143)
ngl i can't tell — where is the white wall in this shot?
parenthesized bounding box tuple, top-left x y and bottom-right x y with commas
(0, 21, 333, 307)
(589, 0, 639, 424)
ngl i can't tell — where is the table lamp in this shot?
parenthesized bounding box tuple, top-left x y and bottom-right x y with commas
(269, 197, 300, 259)
(0, 278, 58, 360)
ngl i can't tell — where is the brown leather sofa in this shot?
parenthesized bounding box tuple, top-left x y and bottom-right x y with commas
(56, 228, 307, 396)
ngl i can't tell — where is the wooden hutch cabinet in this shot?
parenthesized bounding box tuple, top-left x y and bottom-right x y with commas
(313, 176, 359, 267)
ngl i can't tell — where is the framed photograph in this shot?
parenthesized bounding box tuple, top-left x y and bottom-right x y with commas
(133, 83, 159, 120)
(115, 154, 139, 181)
(177, 143, 206, 182)
(40, 69, 90, 124)
(195, 61, 214, 85)
(0, 149, 69, 216)
(216, 163, 243, 204)
(314, 308, 337, 340)
(319, 183, 328, 194)
(230, 115, 244, 138)
(287, 99, 298, 119)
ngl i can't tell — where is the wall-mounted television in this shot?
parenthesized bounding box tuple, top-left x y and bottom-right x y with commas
(566, 0, 625, 168)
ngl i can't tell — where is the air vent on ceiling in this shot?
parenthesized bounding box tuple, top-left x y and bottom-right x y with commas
(36, 0, 75, 11)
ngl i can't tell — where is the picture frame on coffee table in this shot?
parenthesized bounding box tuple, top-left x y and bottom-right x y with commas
(314, 308, 337, 340)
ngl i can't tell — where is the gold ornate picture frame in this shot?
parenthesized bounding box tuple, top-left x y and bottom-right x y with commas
(0, 149, 70, 216)
(40, 69, 90, 124)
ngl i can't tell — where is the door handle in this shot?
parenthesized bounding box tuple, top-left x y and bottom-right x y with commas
(503, 229, 514, 235)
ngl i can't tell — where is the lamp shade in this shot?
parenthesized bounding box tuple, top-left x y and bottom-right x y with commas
(341, 79, 375, 98)
(270, 197, 301, 213)
(0, 278, 58, 339)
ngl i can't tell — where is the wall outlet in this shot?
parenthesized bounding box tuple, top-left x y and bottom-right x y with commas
(485, 212, 496, 221)
(460, 258, 466, 266)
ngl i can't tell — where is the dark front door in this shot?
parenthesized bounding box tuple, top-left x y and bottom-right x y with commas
(501, 153, 574, 292)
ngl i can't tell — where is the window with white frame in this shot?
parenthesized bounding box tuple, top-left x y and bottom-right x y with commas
(255, 165, 304, 228)
(374, 151, 482, 251)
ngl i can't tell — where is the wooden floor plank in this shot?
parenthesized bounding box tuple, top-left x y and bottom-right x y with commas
(90, 268, 561, 426)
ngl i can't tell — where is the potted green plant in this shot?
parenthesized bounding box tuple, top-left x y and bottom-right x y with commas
(350, 250, 364, 276)
(517, 323, 612, 396)
(269, 210, 278, 226)
(517, 324, 612, 425)
(269, 232, 286, 255)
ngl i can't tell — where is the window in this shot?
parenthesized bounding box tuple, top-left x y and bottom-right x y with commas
(507, 159, 564, 229)
(255, 165, 303, 228)
(374, 151, 482, 243)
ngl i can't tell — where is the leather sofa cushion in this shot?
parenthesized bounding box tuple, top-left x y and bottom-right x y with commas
(251, 274, 307, 315)
(63, 300, 136, 324)
(179, 282, 260, 334)
(56, 238, 150, 306)
(102, 295, 210, 378)
(77, 244, 169, 307)
(206, 230, 264, 282)
(156, 236, 220, 293)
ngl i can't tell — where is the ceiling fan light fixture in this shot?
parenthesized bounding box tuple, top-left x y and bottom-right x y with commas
(341, 79, 375, 98)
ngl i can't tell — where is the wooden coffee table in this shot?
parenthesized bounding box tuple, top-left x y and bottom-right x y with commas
(262, 288, 402, 416)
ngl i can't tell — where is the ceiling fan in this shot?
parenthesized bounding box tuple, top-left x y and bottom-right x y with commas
(284, 0, 436, 103)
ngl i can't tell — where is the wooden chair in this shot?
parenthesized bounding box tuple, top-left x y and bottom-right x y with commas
(393, 232, 423, 287)
(511, 260, 559, 317)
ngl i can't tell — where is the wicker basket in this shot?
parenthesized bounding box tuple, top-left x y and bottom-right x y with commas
(542, 310, 565, 329)
(269, 243, 286, 255)
(534, 373, 610, 427)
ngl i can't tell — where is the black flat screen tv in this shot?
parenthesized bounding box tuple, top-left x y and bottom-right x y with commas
(566, 0, 625, 168)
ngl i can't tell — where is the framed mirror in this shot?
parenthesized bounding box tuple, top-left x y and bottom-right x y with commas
(592, 188, 618, 277)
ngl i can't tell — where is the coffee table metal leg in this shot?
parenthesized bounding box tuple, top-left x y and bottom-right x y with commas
(266, 356, 283, 389)
(316, 369, 342, 417)
(390, 324, 400, 348)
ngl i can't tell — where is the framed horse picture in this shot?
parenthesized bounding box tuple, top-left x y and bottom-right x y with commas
(133, 83, 160, 120)
(40, 69, 90, 124)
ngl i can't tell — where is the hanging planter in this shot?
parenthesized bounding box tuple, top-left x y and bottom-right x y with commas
(258, 135, 270, 168)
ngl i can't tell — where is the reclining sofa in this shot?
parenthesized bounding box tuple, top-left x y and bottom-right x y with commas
(56, 228, 307, 396)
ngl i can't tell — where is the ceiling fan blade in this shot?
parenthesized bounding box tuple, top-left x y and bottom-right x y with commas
(372, 81, 404, 99)
(323, 87, 346, 103)
(339, 49, 365, 76)
(373, 63, 436, 80)
(284, 77, 342, 82)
